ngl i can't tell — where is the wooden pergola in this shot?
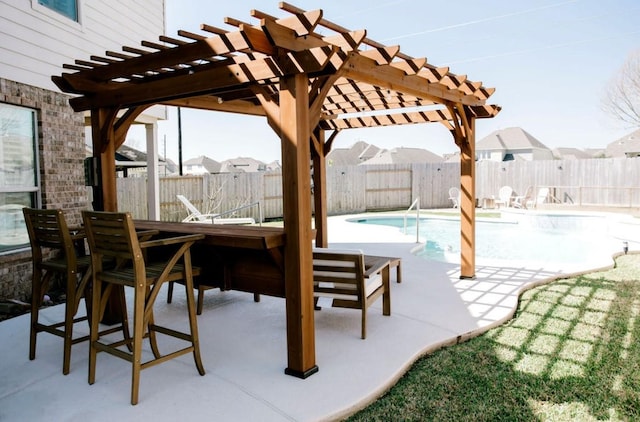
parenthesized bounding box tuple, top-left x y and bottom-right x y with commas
(53, 2, 500, 378)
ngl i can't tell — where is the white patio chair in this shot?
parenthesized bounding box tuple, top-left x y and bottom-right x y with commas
(494, 186, 513, 208)
(529, 187, 549, 209)
(448, 187, 461, 208)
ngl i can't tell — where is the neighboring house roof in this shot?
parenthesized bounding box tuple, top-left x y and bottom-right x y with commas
(163, 158, 178, 174)
(87, 144, 171, 172)
(442, 152, 460, 163)
(606, 129, 640, 158)
(360, 147, 443, 165)
(183, 155, 222, 173)
(552, 147, 594, 160)
(357, 142, 381, 161)
(116, 144, 148, 162)
(266, 160, 281, 171)
(477, 127, 550, 151)
(584, 148, 606, 158)
(327, 141, 382, 166)
(220, 157, 267, 172)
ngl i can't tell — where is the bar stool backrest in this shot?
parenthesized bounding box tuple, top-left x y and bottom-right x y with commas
(23, 208, 77, 271)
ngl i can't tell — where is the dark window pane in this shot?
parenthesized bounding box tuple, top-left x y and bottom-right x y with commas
(38, 0, 78, 22)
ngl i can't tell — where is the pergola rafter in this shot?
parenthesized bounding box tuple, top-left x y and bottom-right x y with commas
(52, 1, 500, 380)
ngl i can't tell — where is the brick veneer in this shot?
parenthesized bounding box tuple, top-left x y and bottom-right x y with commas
(0, 78, 88, 301)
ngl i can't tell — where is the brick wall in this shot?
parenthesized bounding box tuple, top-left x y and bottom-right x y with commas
(0, 78, 88, 301)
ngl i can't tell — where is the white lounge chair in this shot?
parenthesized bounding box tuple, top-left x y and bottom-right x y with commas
(513, 187, 549, 209)
(176, 195, 255, 225)
(512, 186, 533, 209)
(529, 187, 549, 209)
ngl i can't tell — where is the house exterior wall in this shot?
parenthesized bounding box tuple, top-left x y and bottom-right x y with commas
(510, 149, 534, 161)
(0, 0, 165, 92)
(478, 148, 554, 162)
(0, 1, 166, 301)
(0, 77, 85, 300)
(490, 151, 504, 161)
(184, 164, 209, 175)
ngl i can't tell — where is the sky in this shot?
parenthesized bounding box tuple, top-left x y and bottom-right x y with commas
(125, 0, 640, 164)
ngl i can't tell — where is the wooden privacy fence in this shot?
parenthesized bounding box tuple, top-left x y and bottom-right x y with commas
(115, 157, 640, 221)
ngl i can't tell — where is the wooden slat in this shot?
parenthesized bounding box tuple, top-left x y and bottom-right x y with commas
(320, 108, 453, 130)
(67, 56, 288, 111)
(260, 18, 327, 52)
(63, 33, 252, 86)
(360, 46, 399, 65)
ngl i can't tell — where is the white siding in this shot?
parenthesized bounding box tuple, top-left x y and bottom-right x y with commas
(0, 0, 165, 92)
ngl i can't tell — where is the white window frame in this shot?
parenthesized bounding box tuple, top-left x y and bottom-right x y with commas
(0, 103, 41, 253)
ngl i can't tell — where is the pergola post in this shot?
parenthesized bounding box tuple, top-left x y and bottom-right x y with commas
(458, 114, 476, 278)
(90, 108, 118, 212)
(145, 122, 160, 220)
(279, 74, 318, 378)
(311, 128, 328, 248)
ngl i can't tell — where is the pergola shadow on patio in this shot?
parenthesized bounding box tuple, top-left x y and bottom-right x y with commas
(53, 2, 499, 377)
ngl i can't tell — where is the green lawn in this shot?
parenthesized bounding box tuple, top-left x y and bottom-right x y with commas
(347, 253, 640, 421)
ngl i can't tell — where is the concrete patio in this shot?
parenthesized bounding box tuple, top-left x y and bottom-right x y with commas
(0, 214, 622, 421)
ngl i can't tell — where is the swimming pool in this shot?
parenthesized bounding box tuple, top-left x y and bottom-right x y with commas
(348, 213, 630, 265)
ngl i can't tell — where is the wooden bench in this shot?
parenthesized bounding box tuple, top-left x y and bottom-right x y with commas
(312, 249, 391, 339)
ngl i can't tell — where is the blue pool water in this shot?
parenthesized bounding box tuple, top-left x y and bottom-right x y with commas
(350, 215, 617, 265)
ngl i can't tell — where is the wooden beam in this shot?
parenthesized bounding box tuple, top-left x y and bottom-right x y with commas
(469, 104, 501, 118)
(162, 96, 266, 116)
(114, 106, 147, 149)
(260, 18, 327, 51)
(276, 45, 338, 75)
(323, 129, 340, 156)
(341, 53, 484, 106)
(237, 24, 275, 55)
(250, 84, 280, 123)
(309, 74, 342, 129)
(279, 73, 318, 378)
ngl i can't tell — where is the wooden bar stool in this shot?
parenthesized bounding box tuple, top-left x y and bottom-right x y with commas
(22, 208, 127, 375)
(82, 211, 205, 405)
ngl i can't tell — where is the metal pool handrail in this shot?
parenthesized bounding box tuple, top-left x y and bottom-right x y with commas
(403, 197, 420, 243)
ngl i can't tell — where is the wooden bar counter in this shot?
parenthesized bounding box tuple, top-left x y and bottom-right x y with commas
(134, 220, 286, 298)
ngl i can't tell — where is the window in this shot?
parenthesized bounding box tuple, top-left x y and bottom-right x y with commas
(0, 104, 39, 252)
(37, 0, 78, 22)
